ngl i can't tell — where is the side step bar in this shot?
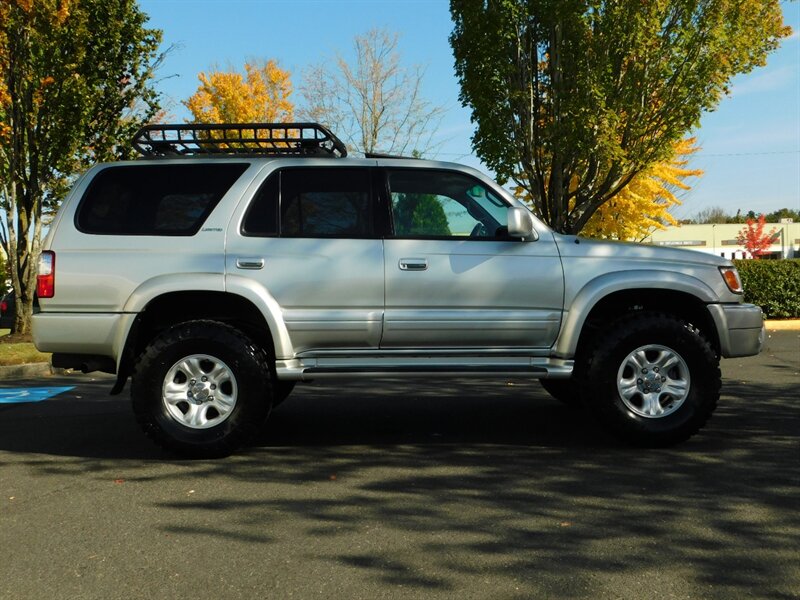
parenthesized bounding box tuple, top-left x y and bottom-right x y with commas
(276, 357, 573, 382)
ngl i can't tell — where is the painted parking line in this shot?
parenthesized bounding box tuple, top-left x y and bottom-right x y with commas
(0, 387, 76, 404)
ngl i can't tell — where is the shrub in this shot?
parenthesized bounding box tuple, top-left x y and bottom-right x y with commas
(734, 259, 800, 319)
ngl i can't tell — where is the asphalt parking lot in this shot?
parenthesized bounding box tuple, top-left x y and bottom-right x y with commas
(0, 329, 798, 600)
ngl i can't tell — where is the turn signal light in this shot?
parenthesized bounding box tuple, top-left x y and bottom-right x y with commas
(37, 251, 55, 298)
(719, 266, 743, 294)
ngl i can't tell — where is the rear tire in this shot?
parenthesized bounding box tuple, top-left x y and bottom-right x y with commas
(580, 312, 720, 447)
(132, 320, 272, 458)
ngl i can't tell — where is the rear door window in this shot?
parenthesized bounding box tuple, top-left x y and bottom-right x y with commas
(242, 167, 374, 238)
(76, 163, 248, 235)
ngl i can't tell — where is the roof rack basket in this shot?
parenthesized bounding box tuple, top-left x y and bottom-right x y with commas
(131, 123, 348, 158)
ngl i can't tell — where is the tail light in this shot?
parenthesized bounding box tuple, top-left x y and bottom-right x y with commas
(0, 301, 6, 314)
(37, 251, 55, 298)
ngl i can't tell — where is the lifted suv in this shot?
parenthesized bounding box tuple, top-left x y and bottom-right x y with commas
(33, 123, 764, 457)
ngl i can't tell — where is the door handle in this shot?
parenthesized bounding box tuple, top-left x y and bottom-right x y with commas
(399, 258, 428, 271)
(236, 257, 265, 270)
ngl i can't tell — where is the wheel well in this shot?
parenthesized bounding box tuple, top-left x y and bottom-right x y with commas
(132, 291, 275, 362)
(577, 289, 721, 357)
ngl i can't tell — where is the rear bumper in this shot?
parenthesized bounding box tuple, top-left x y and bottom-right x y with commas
(32, 312, 135, 369)
(707, 303, 765, 358)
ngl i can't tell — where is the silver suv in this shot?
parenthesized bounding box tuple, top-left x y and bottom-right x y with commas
(33, 123, 764, 457)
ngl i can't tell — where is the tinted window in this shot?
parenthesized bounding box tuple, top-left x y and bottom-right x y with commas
(388, 170, 509, 239)
(242, 172, 279, 236)
(280, 168, 372, 237)
(77, 163, 248, 235)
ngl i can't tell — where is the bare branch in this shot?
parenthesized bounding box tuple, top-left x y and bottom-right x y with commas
(299, 28, 447, 157)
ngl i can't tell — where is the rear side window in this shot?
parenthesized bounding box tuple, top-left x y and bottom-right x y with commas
(76, 163, 248, 235)
(281, 168, 372, 237)
(242, 168, 373, 237)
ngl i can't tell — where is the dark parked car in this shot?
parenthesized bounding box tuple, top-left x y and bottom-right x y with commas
(1, 292, 39, 330)
(0, 293, 14, 329)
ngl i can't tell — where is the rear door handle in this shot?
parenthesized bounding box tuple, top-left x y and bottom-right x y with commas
(236, 257, 265, 270)
(399, 258, 428, 271)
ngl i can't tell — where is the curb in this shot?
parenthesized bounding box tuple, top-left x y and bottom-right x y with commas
(0, 362, 54, 380)
(764, 320, 800, 331)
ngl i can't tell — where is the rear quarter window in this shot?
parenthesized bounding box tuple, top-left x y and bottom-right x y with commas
(76, 163, 248, 235)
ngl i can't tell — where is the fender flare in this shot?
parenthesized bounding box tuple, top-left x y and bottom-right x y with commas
(122, 272, 294, 359)
(224, 274, 294, 359)
(554, 270, 717, 358)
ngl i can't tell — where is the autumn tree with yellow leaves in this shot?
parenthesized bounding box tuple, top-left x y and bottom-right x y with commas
(184, 60, 294, 124)
(581, 139, 702, 241)
(451, 0, 790, 234)
(515, 138, 702, 241)
(0, 0, 163, 333)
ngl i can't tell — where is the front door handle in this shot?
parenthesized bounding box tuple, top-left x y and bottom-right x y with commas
(399, 258, 428, 271)
(236, 257, 265, 270)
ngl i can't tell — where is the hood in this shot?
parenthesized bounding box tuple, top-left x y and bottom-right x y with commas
(553, 234, 732, 268)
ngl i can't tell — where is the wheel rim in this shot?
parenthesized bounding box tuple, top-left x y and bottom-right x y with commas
(616, 344, 690, 419)
(162, 354, 238, 429)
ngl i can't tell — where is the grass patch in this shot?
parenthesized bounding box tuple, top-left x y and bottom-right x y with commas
(0, 342, 51, 366)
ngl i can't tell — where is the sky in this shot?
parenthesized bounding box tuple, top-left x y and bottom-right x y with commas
(139, 0, 800, 220)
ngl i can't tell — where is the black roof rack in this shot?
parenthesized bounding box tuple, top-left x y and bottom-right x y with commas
(364, 152, 412, 159)
(131, 123, 348, 158)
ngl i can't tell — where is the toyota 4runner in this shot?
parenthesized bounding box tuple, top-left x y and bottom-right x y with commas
(32, 123, 765, 457)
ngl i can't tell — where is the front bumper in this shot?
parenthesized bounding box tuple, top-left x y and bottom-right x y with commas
(707, 303, 765, 358)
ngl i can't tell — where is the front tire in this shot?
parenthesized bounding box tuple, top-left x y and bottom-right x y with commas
(580, 312, 720, 447)
(132, 320, 272, 458)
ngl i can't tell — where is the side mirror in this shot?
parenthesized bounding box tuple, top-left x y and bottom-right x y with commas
(507, 206, 536, 239)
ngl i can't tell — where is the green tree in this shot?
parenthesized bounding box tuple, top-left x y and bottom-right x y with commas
(450, 0, 790, 234)
(765, 208, 800, 222)
(393, 194, 451, 236)
(0, 0, 163, 333)
(0, 250, 6, 292)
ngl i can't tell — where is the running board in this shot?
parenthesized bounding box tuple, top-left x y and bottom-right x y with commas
(276, 357, 573, 382)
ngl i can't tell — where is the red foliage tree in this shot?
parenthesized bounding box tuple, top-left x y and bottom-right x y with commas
(737, 215, 778, 259)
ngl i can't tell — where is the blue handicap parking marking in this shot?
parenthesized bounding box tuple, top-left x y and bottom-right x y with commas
(0, 386, 76, 404)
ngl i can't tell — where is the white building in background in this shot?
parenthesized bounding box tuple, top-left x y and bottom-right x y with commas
(643, 220, 800, 260)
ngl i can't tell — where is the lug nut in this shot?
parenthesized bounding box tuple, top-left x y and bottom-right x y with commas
(637, 379, 643, 384)
(661, 376, 666, 382)
(654, 367, 659, 373)
(190, 379, 196, 385)
(642, 368, 648, 374)
(211, 384, 217, 390)
(201, 376, 208, 382)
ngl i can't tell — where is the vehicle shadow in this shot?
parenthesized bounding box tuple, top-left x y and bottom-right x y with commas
(0, 377, 606, 460)
(1, 376, 797, 597)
